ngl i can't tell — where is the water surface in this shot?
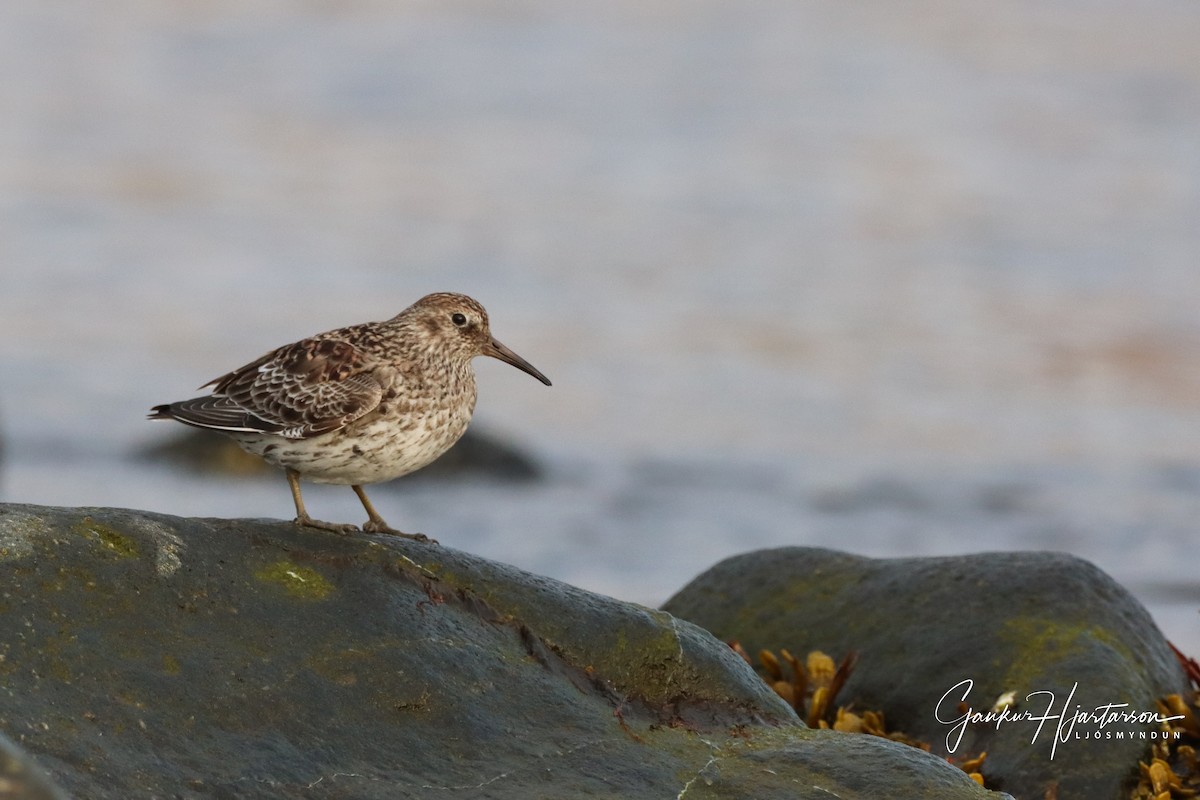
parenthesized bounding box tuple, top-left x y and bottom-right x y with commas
(2, 0, 1198, 654)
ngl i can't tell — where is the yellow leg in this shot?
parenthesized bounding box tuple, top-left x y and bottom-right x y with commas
(352, 485, 430, 542)
(286, 469, 357, 535)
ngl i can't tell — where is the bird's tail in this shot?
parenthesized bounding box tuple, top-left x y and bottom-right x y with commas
(147, 398, 282, 434)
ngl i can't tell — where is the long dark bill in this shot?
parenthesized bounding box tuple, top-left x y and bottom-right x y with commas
(483, 338, 552, 386)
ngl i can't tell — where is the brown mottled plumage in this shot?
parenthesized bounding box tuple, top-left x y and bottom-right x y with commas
(149, 292, 551, 540)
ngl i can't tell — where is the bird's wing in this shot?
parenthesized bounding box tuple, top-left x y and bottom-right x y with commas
(190, 337, 386, 439)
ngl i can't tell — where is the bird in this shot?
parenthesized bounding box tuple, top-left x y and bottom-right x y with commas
(149, 292, 551, 540)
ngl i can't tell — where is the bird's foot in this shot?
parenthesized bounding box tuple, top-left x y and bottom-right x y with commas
(362, 519, 435, 543)
(293, 515, 359, 535)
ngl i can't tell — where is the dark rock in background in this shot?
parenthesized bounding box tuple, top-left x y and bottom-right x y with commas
(0, 504, 1002, 800)
(663, 547, 1189, 800)
(137, 426, 544, 483)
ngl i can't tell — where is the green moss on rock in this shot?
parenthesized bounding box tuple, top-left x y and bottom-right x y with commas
(253, 559, 334, 600)
(71, 518, 140, 559)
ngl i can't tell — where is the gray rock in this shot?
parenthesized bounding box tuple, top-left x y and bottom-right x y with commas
(0, 731, 70, 800)
(663, 547, 1189, 800)
(0, 504, 1003, 800)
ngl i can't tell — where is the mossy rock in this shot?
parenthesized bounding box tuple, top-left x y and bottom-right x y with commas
(663, 547, 1188, 800)
(0, 504, 1005, 800)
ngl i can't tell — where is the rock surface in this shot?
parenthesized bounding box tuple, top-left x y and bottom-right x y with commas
(0, 732, 69, 800)
(0, 504, 1002, 800)
(663, 547, 1189, 800)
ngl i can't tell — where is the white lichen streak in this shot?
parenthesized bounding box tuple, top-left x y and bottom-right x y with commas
(648, 608, 688, 665)
(668, 614, 687, 662)
(412, 736, 611, 792)
(126, 517, 187, 577)
(396, 552, 439, 580)
(303, 770, 512, 792)
(305, 773, 372, 789)
(677, 737, 722, 799)
(421, 771, 510, 791)
(367, 541, 439, 581)
(0, 510, 40, 562)
(304, 771, 513, 792)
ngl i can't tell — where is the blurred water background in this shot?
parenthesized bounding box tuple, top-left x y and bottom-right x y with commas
(2, 1, 1198, 655)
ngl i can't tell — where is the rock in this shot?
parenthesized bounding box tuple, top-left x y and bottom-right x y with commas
(0, 504, 1003, 800)
(0, 731, 70, 800)
(137, 426, 544, 482)
(663, 547, 1189, 800)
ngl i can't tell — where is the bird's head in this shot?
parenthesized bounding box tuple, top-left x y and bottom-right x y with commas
(396, 292, 552, 386)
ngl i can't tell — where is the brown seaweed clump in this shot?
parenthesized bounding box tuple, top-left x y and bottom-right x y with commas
(732, 643, 988, 786)
(1129, 643, 1200, 800)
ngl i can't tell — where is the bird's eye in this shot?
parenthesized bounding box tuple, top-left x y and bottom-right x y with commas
(451, 312, 468, 327)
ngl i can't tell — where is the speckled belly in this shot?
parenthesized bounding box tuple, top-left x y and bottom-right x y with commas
(232, 407, 473, 486)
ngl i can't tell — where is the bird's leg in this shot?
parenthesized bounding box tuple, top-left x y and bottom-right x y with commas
(286, 469, 358, 535)
(352, 485, 432, 542)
